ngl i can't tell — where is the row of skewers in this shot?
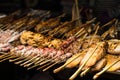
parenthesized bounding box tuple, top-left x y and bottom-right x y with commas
(0, 9, 58, 53)
(0, 32, 120, 80)
(54, 39, 120, 80)
(0, 9, 120, 80)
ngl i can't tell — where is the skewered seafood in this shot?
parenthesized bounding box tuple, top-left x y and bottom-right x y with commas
(69, 41, 107, 80)
(80, 42, 106, 69)
(107, 39, 120, 55)
(92, 58, 107, 71)
(80, 57, 107, 77)
(105, 54, 120, 72)
(53, 50, 87, 73)
(66, 50, 86, 69)
(93, 54, 120, 80)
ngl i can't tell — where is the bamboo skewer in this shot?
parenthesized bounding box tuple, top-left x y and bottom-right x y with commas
(76, 29, 86, 38)
(50, 18, 81, 37)
(38, 14, 65, 34)
(77, 33, 88, 45)
(14, 53, 33, 64)
(89, 23, 100, 45)
(19, 53, 37, 66)
(35, 58, 46, 65)
(14, 58, 28, 64)
(0, 25, 6, 30)
(79, 23, 99, 77)
(75, 28, 84, 37)
(20, 57, 35, 66)
(100, 18, 116, 30)
(43, 61, 60, 72)
(53, 52, 82, 73)
(37, 62, 53, 70)
(0, 55, 18, 62)
(0, 53, 10, 59)
(93, 59, 120, 80)
(75, 18, 96, 37)
(23, 55, 40, 67)
(75, 0, 81, 26)
(54, 33, 87, 73)
(80, 68, 90, 77)
(9, 56, 24, 62)
(24, 58, 40, 67)
(40, 59, 51, 65)
(0, 52, 5, 56)
(27, 62, 40, 70)
(27, 58, 46, 70)
(79, 17, 96, 29)
(69, 43, 101, 80)
(0, 52, 15, 59)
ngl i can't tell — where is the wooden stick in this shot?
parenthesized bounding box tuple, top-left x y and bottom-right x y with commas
(37, 62, 53, 70)
(40, 29, 51, 33)
(76, 29, 86, 38)
(80, 68, 90, 77)
(14, 53, 32, 64)
(27, 58, 46, 70)
(9, 56, 24, 62)
(1, 52, 16, 58)
(0, 52, 13, 59)
(0, 52, 9, 57)
(20, 54, 40, 66)
(24, 57, 40, 67)
(101, 26, 114, 39)
(40, 59, 51, 65)
(89, 23, 100, 45)
(27, 62, 40, 70)
(14, 58, 27, 64)
(35, 58, 46, 64)
(0, 55, 18, 62)
(93, 59, 120, 80)
(75, 18, 96, 37)
(43, 61, 60, 72)
(23, 55, 40, 67)
(100, 18, 116, 29)
(20, 58, 32, 66)
(14, 58, 28, 64)
(53, 52, 83, 73)
(75, 28, 84, 36)
(79, 18, 96, 28)
(69, 43, 100, 80)
(75, 0, 81, 26)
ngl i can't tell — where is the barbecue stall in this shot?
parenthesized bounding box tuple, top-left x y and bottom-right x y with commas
(0, 0, 120, 80)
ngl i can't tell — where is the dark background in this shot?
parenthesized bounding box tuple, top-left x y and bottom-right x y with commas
(0, 0, 64, 14)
